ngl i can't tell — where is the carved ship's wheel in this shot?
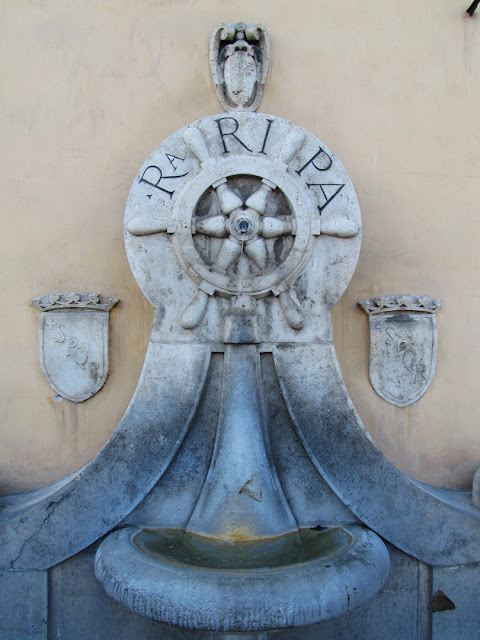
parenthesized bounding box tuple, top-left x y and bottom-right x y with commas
(192, 176, 295, 278)
(170, 126, 318, 330)
(125, 113, 360, 332)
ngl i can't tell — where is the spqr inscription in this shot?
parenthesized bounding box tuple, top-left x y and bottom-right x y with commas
(45, 317, 97, 374)
(359, 296, 441, 408)
(385, 328, 428, 386)
(39, 309, 110, 403)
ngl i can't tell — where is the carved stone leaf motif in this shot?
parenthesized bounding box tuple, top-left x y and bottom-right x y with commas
(35, 294, 118, 402)
(210, 22, 270, 112)
(359, 296, 441, 407)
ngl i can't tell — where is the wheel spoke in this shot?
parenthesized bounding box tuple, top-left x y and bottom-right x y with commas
(181, 288, 210, 329)
(195, 215, 227, 238)
(245, 182, 273, 215)
(214, 180, 243, 215)
(194, 179, 296, 274)
(278, 290, 305, 330)
(244, 238, 268, 270)
(215, 238, 243, 271)
(260, 217, 293, 239)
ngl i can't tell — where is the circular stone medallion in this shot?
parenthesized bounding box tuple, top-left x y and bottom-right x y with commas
(124, 112, 361, 308)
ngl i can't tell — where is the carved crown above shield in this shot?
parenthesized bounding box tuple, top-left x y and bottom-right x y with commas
(210, 22, 270, 112)
(33, 293, 118, 403)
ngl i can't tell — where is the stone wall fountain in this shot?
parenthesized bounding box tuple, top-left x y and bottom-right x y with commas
(90, 21, 391, 633)
(93, 100, 390, 630)
(2, 21, 480, 640)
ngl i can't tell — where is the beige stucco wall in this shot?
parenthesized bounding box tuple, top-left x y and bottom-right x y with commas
(1, 0, 479, 493)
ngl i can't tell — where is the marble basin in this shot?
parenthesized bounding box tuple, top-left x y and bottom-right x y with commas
(95, 523, 390, 632)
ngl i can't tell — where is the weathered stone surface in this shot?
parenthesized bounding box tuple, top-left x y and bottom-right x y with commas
(0, 544, 434, 640)
(185, 345, 299, 539)
(2, 67, 479, 640)
(268, 545, 429, 640)
(7, 543, 479, 640)
(124, 351, 359, 530)
(39, 310, 109, 402)
(473, 467, 480, 508)
(0, 343, 211, 570)
(32, 292, 118, 313)
(0, 570, 47, 640)
(49, 542, 201, 640)
(95, 524, 390, 632)
(359, 295, 441, 407)
(123, 354, 223, 529)
(1, 109, 478, 623)
(273, 343, 480, 566)
(432, 563, 480, 639)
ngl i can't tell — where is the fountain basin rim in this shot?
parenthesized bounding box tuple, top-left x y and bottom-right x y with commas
(95, 524, 390, 632)
(133, 526, 353, 572)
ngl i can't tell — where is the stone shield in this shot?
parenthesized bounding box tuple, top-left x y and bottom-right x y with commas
(359, 296, 441, 407)
(33, 293, 118, 403)
(210, 22, 270, 112)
